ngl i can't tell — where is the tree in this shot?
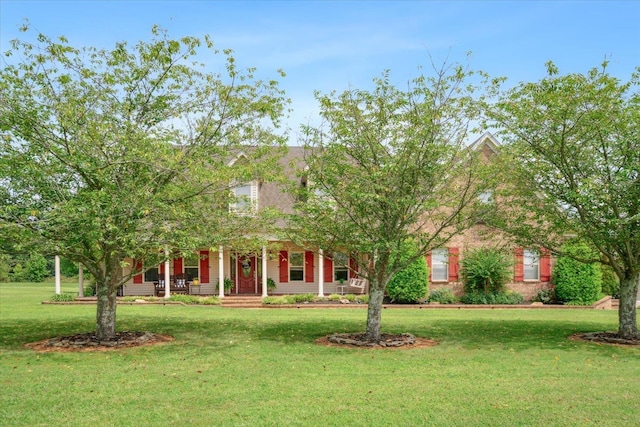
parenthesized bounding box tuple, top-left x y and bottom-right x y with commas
(489, 62, 640, 339)
(290, 65, 492, 342)
(0, 26, 288, 339)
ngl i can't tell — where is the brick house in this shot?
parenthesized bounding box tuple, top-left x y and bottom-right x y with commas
(120, 133, 553, 300)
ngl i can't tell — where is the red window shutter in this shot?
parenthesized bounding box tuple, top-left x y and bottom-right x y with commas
(159, 262, 165, 275)
(305, 251, 314, 283)
(279, 251, 289, 283)
(426, 252, 432, 281)
(133, 260, 143, 284)
(199, 250, 210, 283)
(448, 247, 460, 282)
(540, 248, 551, 282)
(173, 257, 183, 275)
(514, 248, 524, 281)
(324, 256, 333, 283)
(349, 257, 358, 278)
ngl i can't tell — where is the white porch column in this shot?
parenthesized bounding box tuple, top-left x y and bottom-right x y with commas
(164, 249, 171, 299)
(261, 245, 268, 298)
(78, 264, 84, 298)
(318, 249, 324, 297)
(54, 255, 61, 295)
(218, 245, 225, 298)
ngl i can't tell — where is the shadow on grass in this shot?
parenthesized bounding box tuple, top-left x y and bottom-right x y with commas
(1, 308, 629, 356)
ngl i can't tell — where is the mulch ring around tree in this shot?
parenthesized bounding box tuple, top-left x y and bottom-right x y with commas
(569, 331, 640, 347)
(316, 332, 438, 349)
(24, 331, 174, 353)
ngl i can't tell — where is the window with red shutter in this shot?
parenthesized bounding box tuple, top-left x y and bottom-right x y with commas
(279, 251, 289, 283)
(305, 251, 314, 283)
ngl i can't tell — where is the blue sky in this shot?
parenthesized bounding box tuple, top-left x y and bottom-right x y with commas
(1, 1, 638, 142)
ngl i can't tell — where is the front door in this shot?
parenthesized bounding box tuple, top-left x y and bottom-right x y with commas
(237, 255, 256, 294)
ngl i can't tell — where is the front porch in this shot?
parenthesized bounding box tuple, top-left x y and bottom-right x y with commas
(122, 243, 365, 298)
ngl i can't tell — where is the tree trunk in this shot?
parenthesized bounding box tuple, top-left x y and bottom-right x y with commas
(96, 283, 118, 340)
(618, 271, 639, 339)
(365, 283, 385, 342)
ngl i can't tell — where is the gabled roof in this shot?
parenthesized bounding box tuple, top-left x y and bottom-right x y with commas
(468, 131, 501, 155)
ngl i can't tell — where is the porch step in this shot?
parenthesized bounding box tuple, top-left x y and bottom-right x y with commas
(611, 299, 619, 310)
(220, 295, 264, 308)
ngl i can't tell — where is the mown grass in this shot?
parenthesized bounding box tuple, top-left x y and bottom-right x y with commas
(1, 282, 639, 426)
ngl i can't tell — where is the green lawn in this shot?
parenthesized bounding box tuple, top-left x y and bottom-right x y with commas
(1, 282, 638, 426)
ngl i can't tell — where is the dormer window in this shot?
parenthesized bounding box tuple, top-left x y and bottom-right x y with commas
(231, 181, 258, 213)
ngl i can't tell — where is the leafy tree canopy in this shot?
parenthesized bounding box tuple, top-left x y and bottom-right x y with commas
(289, 63, 494, 341)
(0, 25, 288, 338)
(489, 61, 640, 338)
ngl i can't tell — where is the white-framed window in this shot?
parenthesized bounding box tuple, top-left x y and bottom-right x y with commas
(231, 181, 257, 213)
(184, 253, 199, 281)
(478, 189, 494, 204)
(333, 252, 348, 282)
(431, 248, 448, 281)
(523, 249, 540, 281)
(289, 252, 304, 281)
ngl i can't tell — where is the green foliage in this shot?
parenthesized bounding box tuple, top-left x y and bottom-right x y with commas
(387, 242, 429, 303)
(217, 278, 234, 294)
(10, 263, 26, 282)
(24, 253, 49, 282)
(292, 293, 318, 303)
(600, 265, 620, 298)
(60, 258, 81, 277)
(290, 63, 494, 340)
(83, 282, 96, 297)
(48, 293, 75, 302)
(490, 61, 640, 337)
(341, 293, 357, 302)
(460, 247, 512, 293)
(328, 293, 342, 301)
(553, 242, 602, 305)
(0, 27, 287, 338)
(168, 294, 221, 305)
(427, 288, 458, 304)
(267, 277, 277, 290)
(532, 288, 556, 304)
(356, 294, 369, 304)
(460, 291, 524, 305)
(0, 254, 11, 282)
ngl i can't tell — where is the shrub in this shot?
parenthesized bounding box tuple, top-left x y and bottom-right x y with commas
(460, 247, 512, 294)
(342, 293, 357, 302)
(11, 263, 27, 282)
(168, 295, 220, 305)
(261, 296, 285, 305)
(460, 291, 523, 305)
(24, 254, 50, 282)
(355, 294, 369, 304)
(292, 293, 318, 303)
(387, 241, 429, 303)
(553, 242, 602, 305)
(532, 287, 556, 304)
(83, 282, 96, 296)
(328, 293, 342, 301)
(427, 288, 458, 304)
(49, 293, 75, 302)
